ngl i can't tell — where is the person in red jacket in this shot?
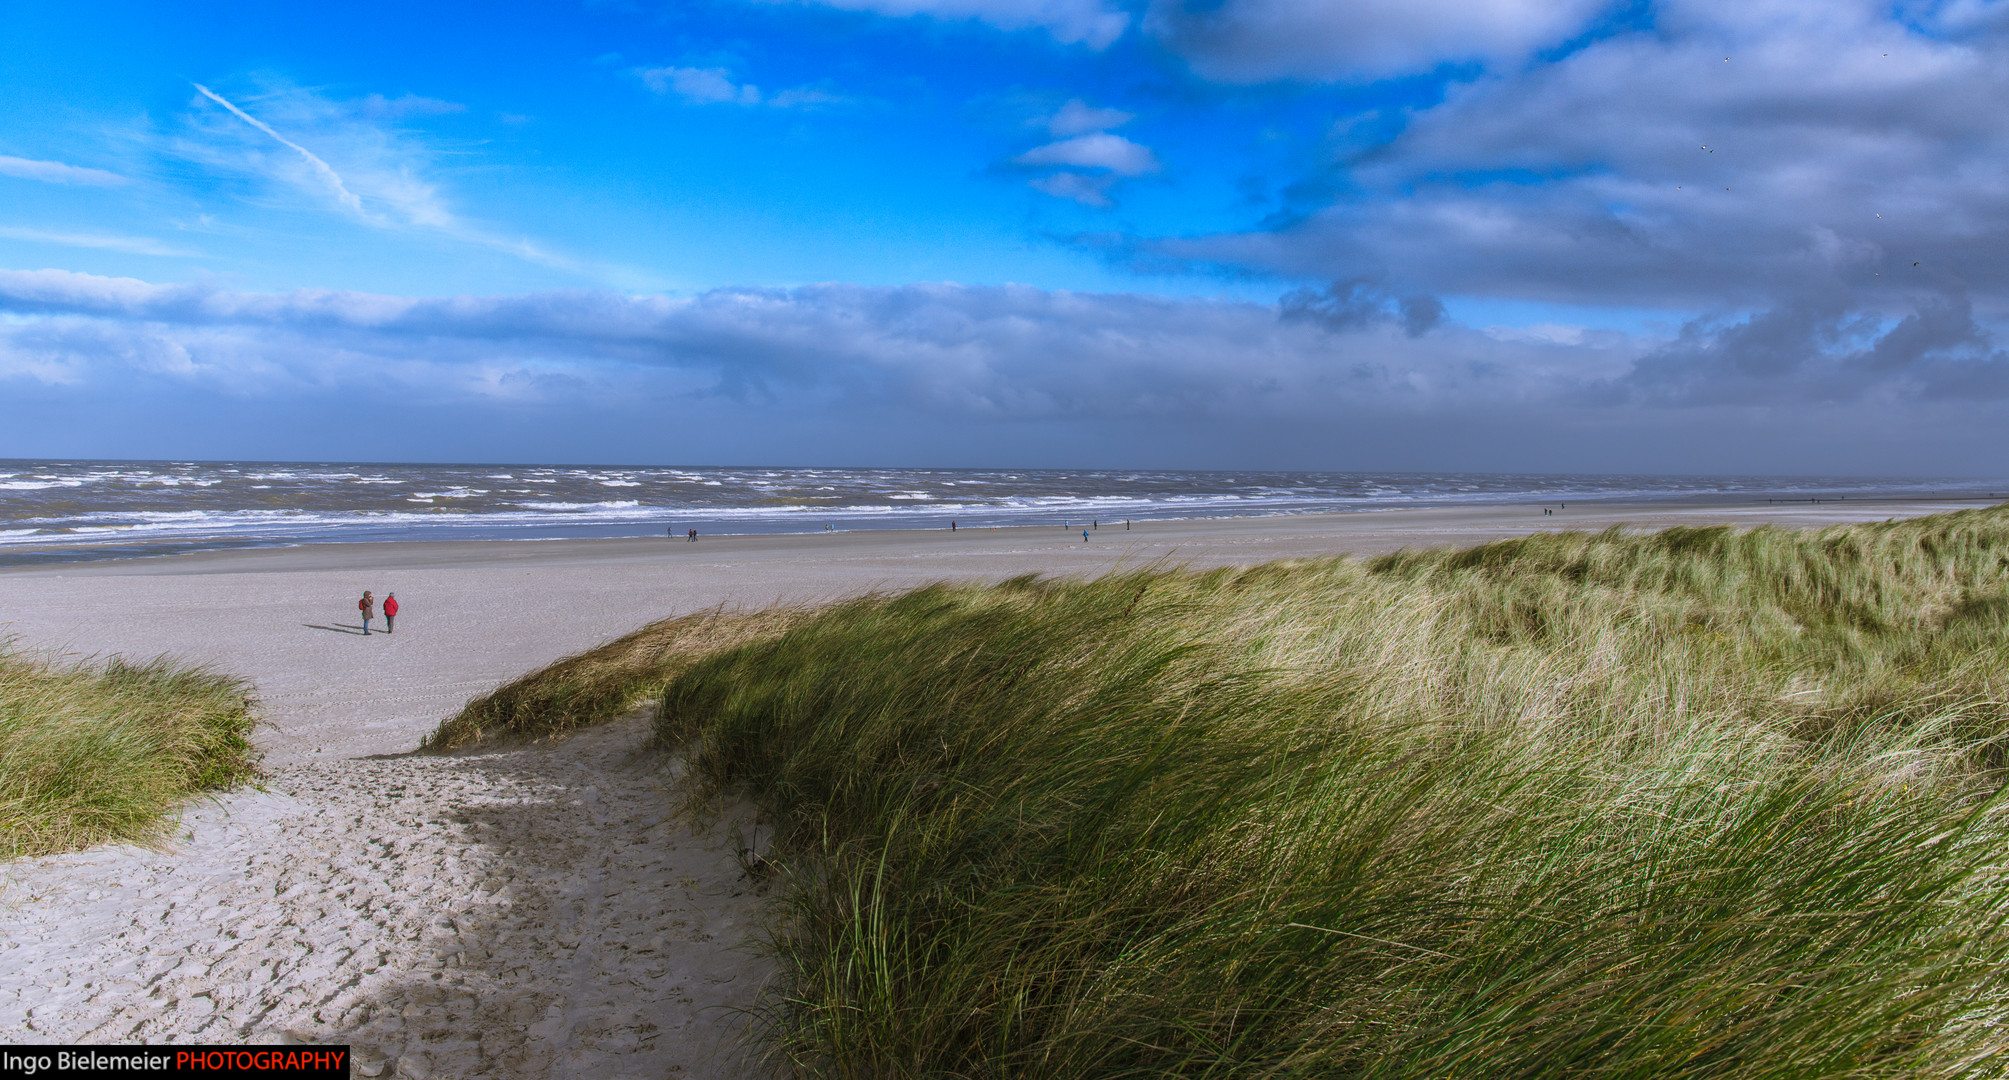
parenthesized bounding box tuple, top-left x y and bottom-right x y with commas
(359, 590, 375, 635)
(383, 592, 399, 634)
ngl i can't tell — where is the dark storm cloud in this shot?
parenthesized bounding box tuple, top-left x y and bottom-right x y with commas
(1279, 280, 1445, 337)
(1611, 289, 2009, 405)
(0, 269, 1597, 418)
(7, 269, 2007, 474)
(1140, 0, 2009, 359)
(1144, 0, 1611, 82)
(8, 269, 2001, 418)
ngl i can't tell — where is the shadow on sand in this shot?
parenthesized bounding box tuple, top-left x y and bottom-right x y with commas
(325, 718, 779, 1079)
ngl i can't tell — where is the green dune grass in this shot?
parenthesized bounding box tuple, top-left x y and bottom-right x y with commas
(422, 606, 804, 752)
(440, 506, 2009, 1076)
(0, 646, 257, 860)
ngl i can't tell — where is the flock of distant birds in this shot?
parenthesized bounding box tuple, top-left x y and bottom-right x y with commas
(1670, 54, 1920, 277)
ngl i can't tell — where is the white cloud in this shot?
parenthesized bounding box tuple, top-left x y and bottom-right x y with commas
(192, 83, 374, 221)
(0, 155, 129, 187)
(1016, 132, 1159, 175)
(0, 227, 196, 258)
(640, 66, 764, 105)
(178, 80, 568, 268)
(1484, 322, 1592, 347)
(1923, 0, 2009, 34)
(1030, 171, 1116, 206)
(1015, 131, 1161, 205)
(637, 65, 849, 108)
(1145, 0, 1609, 81)
(788, 0, 1129, 47)
(354, 93, 466, 119)
(769, 86, 849, 108)
(1047, 99, 1133, 136)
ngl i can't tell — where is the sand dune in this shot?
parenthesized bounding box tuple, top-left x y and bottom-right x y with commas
(0, 499, 1986, 1075)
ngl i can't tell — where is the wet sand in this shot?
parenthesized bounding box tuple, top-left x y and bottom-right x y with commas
(0, 496, 1989, 1074)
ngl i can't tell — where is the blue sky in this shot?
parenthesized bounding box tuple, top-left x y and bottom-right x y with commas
(3, 0, 2006, 474)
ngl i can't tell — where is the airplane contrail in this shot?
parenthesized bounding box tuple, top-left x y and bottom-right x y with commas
(192, 83, 372, 220)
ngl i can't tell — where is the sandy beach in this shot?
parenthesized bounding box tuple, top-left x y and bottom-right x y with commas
(0, 497, 1991, 1076)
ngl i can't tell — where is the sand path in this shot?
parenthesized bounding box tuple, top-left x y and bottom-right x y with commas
(1, 715, 773, 1078)
(0, 501, 1988, 1076)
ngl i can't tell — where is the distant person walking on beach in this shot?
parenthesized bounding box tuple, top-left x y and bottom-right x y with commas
(1083, 529, 1090, 542)
(383, 592, 399, 634)
(359, 590, 375, 635)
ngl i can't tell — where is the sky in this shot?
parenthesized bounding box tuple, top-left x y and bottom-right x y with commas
(1, 0, 2006, 475)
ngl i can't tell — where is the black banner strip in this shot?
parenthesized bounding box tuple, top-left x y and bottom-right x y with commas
(0, 1045, 349, 1079)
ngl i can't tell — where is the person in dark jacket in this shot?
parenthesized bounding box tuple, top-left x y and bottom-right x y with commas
(359, 590, 375, 635)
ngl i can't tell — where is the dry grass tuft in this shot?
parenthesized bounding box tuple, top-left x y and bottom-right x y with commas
(1, 645, 257, 860)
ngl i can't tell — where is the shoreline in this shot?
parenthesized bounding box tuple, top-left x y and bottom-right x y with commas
(5, 490, 2005, 572)
(5, 494, 2000, 578)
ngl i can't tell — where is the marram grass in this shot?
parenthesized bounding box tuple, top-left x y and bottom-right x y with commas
(662, 510, 2009, 1078)
(423, 606, 804, 752)
(0, 645, 257, 860)
(440, 506, 2009, 1077)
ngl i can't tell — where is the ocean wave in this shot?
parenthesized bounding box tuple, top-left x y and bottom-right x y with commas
(511, 500, 645, 512)
(1, 457, 2001, 561)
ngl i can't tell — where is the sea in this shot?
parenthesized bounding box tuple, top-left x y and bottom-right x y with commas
(1, 459, 2003, 567)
